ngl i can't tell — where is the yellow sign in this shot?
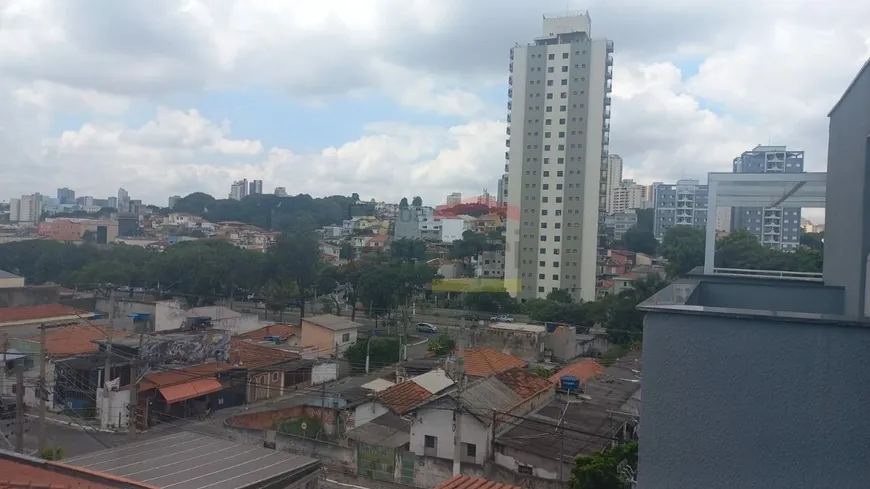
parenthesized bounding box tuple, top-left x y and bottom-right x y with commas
(431, 278, 521, 293)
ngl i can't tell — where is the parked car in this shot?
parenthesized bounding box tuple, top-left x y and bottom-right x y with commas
(416, 322, 437, 333)
(490, 315, 515, 323)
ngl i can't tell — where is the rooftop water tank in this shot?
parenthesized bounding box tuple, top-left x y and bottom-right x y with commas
(560, 375, 580, 393)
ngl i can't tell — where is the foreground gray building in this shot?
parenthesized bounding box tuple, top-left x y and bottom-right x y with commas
(731, 145, 804, 250)
(637, 58, 870, 489)
(651, 179, 708, 240)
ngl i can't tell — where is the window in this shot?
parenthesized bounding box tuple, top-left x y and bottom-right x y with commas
(544, 132, 551, 138)
(546, 93, 553, 99)
(561, 79, 568, 85)
(542, 184, 549, 190)
(540, 235, 547, 241)
(424, 435, 438, 453)
(547, 80, 553, 86)
(547, 67, 554, 73)
(538, 273, 545, 279)
(562, 53, 569, 59)
(465, 443, 477, 458)
(543, 171, 550, 177)
(341, 333, 351, 342)
(548, 54, 555, 60)
(539, 261, 545, 266)
(545, 119, 552, 125)
(559, 118, 566, 124)
(561, 66, 568, 72)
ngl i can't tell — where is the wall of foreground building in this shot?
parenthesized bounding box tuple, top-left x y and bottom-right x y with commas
(638, 310, 870, 489)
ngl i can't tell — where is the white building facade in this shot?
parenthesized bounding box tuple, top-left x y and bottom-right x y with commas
(504, 12, 613, 303)
(604, 154, 624, 213)
(610, 179, 650, 214)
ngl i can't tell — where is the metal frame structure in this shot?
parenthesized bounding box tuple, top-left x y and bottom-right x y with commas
(704, 172, 827, 276)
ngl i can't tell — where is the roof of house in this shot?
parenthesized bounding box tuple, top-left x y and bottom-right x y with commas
(29, 324, 129, 358)
(434, 475, 522, 489)
(140, 363, 231, 392)
(376, 380, 433, 414)
(410, 369, 455, 394)
(460, 348, 527, 377)
(549, 358, 606, 384)
(0, 304, 91, 325)
(496, 368, 554, 398)
(457, 377, 523, 420)
(368, 234, 390, 243)
(65, 432, 320, 489)
(0, 270, 21, 280)
(302, 314, 360, 331)
(360, 378, 395, 392)
(235, 324, 298, 342)
(228, 339, 301, 370)
(345, 411, 411, 448)
(0, 452, 155, 489)
(496, 352, 642, 459)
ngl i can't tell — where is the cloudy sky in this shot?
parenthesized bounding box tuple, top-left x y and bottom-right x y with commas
(1, 0, 868, 222)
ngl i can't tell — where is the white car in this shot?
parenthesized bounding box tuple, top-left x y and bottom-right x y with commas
(416, 323, 438, 333)
(490, 315, 515, 323)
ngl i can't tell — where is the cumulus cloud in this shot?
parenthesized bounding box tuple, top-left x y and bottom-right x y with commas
(1, 0, 869, 226)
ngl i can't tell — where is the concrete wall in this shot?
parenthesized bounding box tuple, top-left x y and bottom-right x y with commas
(694, 280, 844, 315)
(469, 328, 544, 362)
(312, 362, 339, 385)
(225, 423, 357, 473)
(0, 285, 60, 308)
(639, 310, 870, 489)
(0, 277, 25, 288)
(404, 336, 428, 361)
(354, 402, 389, 429)
(824, 63, 870, 318)
(97, 387, 130, 429)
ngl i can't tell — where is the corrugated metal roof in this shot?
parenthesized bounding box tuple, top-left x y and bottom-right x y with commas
(460, 377, 522, 417)
(302, 314, 361, 331)
(410, 369, 455, 394)
(361, 378, 395, 392)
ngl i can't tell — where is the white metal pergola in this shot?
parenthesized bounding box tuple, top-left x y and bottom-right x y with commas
(704, 172, 827, 275)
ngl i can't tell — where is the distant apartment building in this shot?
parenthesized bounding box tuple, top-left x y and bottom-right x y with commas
(610, 179, 650, 214)
(57, 187, 75, 205)
(168, 195, 181, 209)
(474, 249, 506, 278)
(652, 179, 709, 241)
(117, 188, 130, 213)
(274, 187, 288, 197)
(503, 12, 613, 303)
(604, 209, 637, 241)
(731, 145, 805, 251)
(107, 196, 118, 209)
(9, 194, 43, 226)
(395, 205, 438, 240)
(39, 218, 118, 243)
(440, 216, 475, 243)
(75, 196, 94, 207)
(497, 174, 508, 205)
(446, 192, 462, 206)
(604, 154, 624, 214)
(229, 179, 249, 200)
(249, 180, 263, 195)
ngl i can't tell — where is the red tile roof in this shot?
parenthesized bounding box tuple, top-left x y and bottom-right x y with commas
(29, 324, 129, 358)
(140, 363, 231, 392)
(377, 380, 432, 414)
(0, 457, 157, 489)
(235, 324, 298, 342)
(228, 339, 299, 369)
(434, 475, 522, 489)
(0, 304, 90, 325)
(461, 348, 527, 378)
(495, 367, 554, 399)
(549, 358, 605, 384)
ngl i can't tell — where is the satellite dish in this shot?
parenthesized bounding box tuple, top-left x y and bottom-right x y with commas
(300, 422, 308, 431)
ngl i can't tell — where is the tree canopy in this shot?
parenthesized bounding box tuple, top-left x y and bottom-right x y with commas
(621, 226, 657, 255)
(570, 441, 638, 489)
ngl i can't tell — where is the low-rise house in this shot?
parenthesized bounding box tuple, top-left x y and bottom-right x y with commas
(301, 314, 361, 356)
(235, 323, 300, 346)
(473, 213, 503, 234)
(427, 258, 466, 279)
(454, 348, 528, 378)
(434, 475, 522, 489)
(493, 353, 641, 482)
(0, 304, 94, 337)
(0, 448, 153, 489)
(228, 339, 314, 403)
(409, 368, 554, 466)
(548, 358, 605, 389)
(470, 324, 581, 364)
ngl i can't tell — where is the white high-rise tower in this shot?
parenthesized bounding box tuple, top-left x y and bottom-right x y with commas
(504, 11, 613, 303)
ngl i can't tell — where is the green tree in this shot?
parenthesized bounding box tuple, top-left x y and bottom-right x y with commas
(267, 232, 321, 320)
(546, 288, 575, 304)
(635, 208, 654, 233)
(621, 226, 657, 255)
(344, 337, 400, 373)
(800, 232, 824, 251)
(411, 196, 423, 207)
(427, 332, 456, 356)
(391, 239, 426, 262)
(399, 197, 409, 209)
(570, 441, 638, 489)
(465, 288, 518, 313)
(658, 226, 705, 277)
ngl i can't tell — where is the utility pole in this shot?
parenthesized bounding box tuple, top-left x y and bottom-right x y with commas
(37, 324, 47, 452)
(452, 315, 465, 476)
(365, 337, 372, 374)
(102, 290, 115, 431)
(14, 369, 24, 453)
(128, 333, 144, 440)
(1, 333, 8, 395)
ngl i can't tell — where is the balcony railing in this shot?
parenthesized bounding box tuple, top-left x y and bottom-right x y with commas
(712, 267, 823, 282)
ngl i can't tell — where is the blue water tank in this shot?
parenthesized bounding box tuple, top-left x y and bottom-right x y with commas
(560, 375, 580, 393)
(545, 322, 559, 333)
(264, 335, 282, 343)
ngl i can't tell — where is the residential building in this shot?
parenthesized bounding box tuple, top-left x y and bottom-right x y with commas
(107, 196, 118, 209)
(38, 217, 118, 243)
(472, 212, 503, 235)
(446, 192, 462, 206)
(229, 179, 248, 200)
(604, 154, 624, 213)
(652, 179, 709, 241)
(0, 270, 24, 288)
(75, 196, 94, 207)
(604, 209, 637, 241)
(610, 179, 650, 213)
(301, 314, 361, 356)
(473, 249, 506, 278)
(731, 145, 805, 250)
(635, 59, 870, 489)
(441, 216, 474, 243)
(504, 12, 613, 303)
(117, 212, 140, 236)
(494, 353, 640, 482)
(274, 186, 288, 197)
(497, 174, 508, 205)
(56, 187, 75, 205)
(249, 179, 263, 195)
(715, 206, 732, 233)
(168, 195, 181, 208)
(9, 193, 43, 225)
(117, 187, 129, 212)
(395, 205, 436, 240)
(0, 304, 95, 338)
(409, 368, 554, 467)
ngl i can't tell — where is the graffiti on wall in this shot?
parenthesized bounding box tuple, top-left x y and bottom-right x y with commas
(140, 331, 231, 364)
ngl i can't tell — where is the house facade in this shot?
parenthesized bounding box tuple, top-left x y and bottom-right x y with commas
(301, 314, 361, 356)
